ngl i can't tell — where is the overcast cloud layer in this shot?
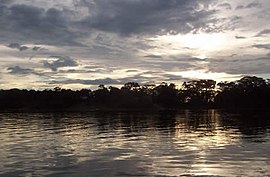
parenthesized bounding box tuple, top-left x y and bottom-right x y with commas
(0, 0, 270, 89)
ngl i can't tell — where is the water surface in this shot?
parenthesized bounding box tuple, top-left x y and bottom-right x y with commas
(0, 110, 269, 176)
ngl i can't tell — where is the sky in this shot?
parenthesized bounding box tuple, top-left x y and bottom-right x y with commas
(0, 0, 270, 89)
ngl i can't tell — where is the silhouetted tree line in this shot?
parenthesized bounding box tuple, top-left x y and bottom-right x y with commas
(0, 76, 270, 112)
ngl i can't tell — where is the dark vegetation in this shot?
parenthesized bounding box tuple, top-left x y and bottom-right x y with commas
(0, 76, 270, 112)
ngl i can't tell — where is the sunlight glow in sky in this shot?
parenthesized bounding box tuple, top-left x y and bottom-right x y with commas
(0, 0, 270, 89)
(168, 70, 241, 82)
(156, 33, 226, 58)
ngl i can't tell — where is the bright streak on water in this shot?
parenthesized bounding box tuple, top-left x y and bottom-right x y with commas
(0, 110, 269, 177)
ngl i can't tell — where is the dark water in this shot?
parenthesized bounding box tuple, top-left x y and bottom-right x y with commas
(0, 110, 270, 177)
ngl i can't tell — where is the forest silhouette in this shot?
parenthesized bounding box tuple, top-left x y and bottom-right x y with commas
(0, 76, 270, 112)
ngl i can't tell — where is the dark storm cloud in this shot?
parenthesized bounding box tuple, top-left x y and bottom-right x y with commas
(78, 0, 217, 35)
(255, 29, 270, 37)
(43, 56, 78, 71)
(252, 44, 270, 50)
(0, 4, 81, 46)
(0, 0, 219, 47)
(0, 0, 235, 48)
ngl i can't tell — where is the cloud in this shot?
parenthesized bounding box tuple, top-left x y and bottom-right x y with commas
(255, 29, 270, 37)
(235, 35, 246, 39)
(8, 43, 20, 49)
(236, 5, 245, 10)
(48, 70, 185, 86)
(19, 46, 29, 51)
(7, 43, 48, 53)
(0, 4, 82, 46)
(1, 0, 270, 89)
(49, 78, 121, 85)
(161, 74, 186, 82)
(252, 44, 270, 50)
(0, 0, 254, 50)
(246, 1, 261, 8)
(125, 69, 139, 73)
(144, 55, 163, 58)
(7, 66, 36, 75)
(78, 0, 218, 36)
(208, 57, 270, 75)
(116, 72, 188, 84)
(32, 46, 43, 51)
(43, 56, 78, 71)
(236, 1, 261, 9)
(0, 0, 12, 4)
(217, 3, 232, 10)
(7, 43, 29, 51)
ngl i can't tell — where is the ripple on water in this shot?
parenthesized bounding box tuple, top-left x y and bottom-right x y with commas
(0, 111, 270, 177)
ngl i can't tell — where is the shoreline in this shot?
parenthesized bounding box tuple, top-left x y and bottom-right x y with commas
(1, 106, 270, 113)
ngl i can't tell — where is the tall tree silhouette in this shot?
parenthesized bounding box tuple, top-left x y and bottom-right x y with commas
(181, 79, 216, 107)
(0, 76, 269, 111)
(152, 82, 180, 108)
(216, 76, 270, 108)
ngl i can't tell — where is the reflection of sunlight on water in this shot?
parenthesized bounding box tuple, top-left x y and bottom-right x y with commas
(174, 110, 240, 149)
(171, 110, 242, 176)
(0, 111, 270, 177)
(135, 110, 242, 176)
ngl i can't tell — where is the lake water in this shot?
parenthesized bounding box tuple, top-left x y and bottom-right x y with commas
(0, 110, 269, 177)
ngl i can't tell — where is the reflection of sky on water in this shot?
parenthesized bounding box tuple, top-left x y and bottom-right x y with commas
(0, 110, 269, 176)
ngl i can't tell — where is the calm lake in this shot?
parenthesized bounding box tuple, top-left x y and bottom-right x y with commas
(0, 110, 269, 177)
